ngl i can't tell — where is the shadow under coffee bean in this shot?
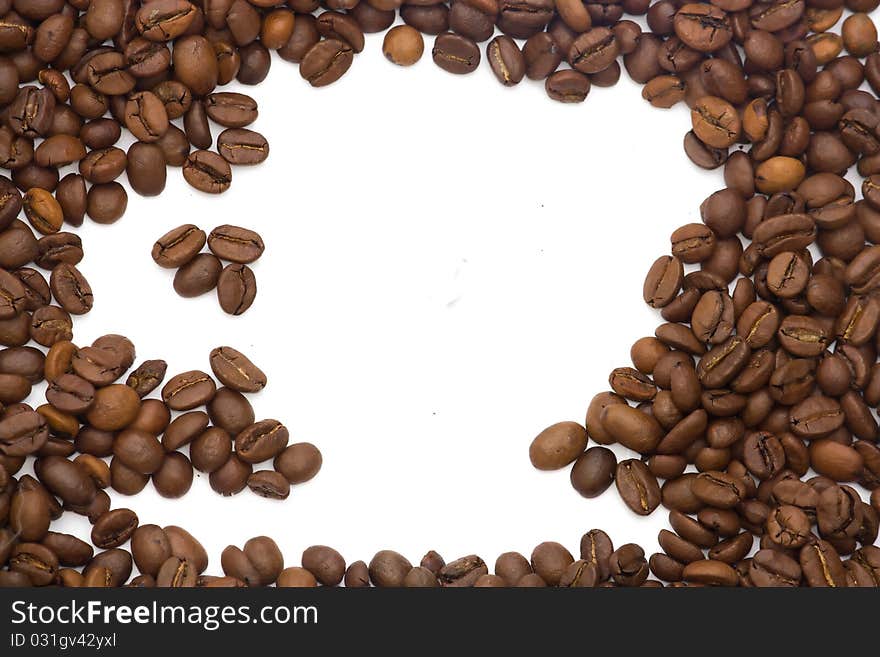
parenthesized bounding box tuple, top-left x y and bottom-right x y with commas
(0, 0, 879, 588)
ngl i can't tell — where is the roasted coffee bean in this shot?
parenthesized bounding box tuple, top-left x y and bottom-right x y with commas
(216, 129, 269, 166)
(208, 346, 266, 393)
(486, 35, 524, 86)
(570, 446, 616, 498)
(247, 470, 289, 499)
(173, 253, 222, 298)
(300, 39, 353, 86)
(674, 4, 731, 52)
(545, 70, 591, 103)
(369, 550, 412, 587)
(91, 508, 138, 549)
(216, 263, 257, 316)
(207, 225, 264, 264)
(570, 28, 619, 75)
(273, 442, 322, 484)
(692, 96, 741, 149)
(49, 264, 92, 316)
(235, 420, 289, 464)
(182, 150, 231, 195)
(433, 33, 480, 74)
(162, 370, 216, 411)
(152, 224, 206, 269)
(126, 142, 166, 197)
(204, 93, 258, 130)
(616, 459, 661, 516)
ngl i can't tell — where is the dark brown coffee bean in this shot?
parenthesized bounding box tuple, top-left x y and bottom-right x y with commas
(152, 224, 205, 269)
(616, 459, 661, 515)
(273, 442, 322, 484)
(208, 346, 266, 393)
(173, 253, 222, 298)
(207, 225, 264, 264)
(486, 35, 524, 86)
(246, 470, 290, 499)
(217, 263, 257, 315)
(162, 370, 216, 411)
(570, 446, 616, 498)
(300, 39, 354, 86)
(182, 150, 231, 195)
(432, 33, 480, 74)
(570, 27, 619, 74)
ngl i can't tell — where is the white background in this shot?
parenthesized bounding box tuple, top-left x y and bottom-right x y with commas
(49, 26, 744, 575)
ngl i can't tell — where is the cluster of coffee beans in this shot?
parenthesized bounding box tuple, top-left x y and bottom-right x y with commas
(152, 223, 263, 314)
(0, 0, 879, 587)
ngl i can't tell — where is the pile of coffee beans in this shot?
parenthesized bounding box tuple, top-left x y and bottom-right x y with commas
(0, 0, 880, 587)
(152, 223, 263, 314)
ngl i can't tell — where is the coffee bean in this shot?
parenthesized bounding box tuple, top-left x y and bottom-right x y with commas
(162, 370, 216, 411)
(432, 33, 480, 74)
(217, 129, 269, 166)
(126, 142, 167, 197)
(616, 459, 661, 515)
(674, 4, 732, 52)
(152, 225, 205, 269)
(91, 508, 138, 549)
(369, 550, 412, 587)
(529, 421, 587, 470)
(209, 454, 252, 496)
(205, 92, 258, 129)
(486, 35, 525, 86)
(49, 263, 92, 316)
(209, 346, 267, 393)
(691, 96, 741, 149)
(273, 442, 322, 484)
(207, 225, 264, 264)
(173, 253, 222, 298)
(217, 263, 257, 315)
(22, 188, 63, 235)
(247, 470, 290, 499)
(300, 39, 353, 86)
(383, 25, 424, 66)
(570, 28, 619, 75)
(183, 150, 231, 195)
(235, 419, 289, 464)
(570, 446, 616, 498)
(545, 70, 591, 103)
(600, 402, 664, 452)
